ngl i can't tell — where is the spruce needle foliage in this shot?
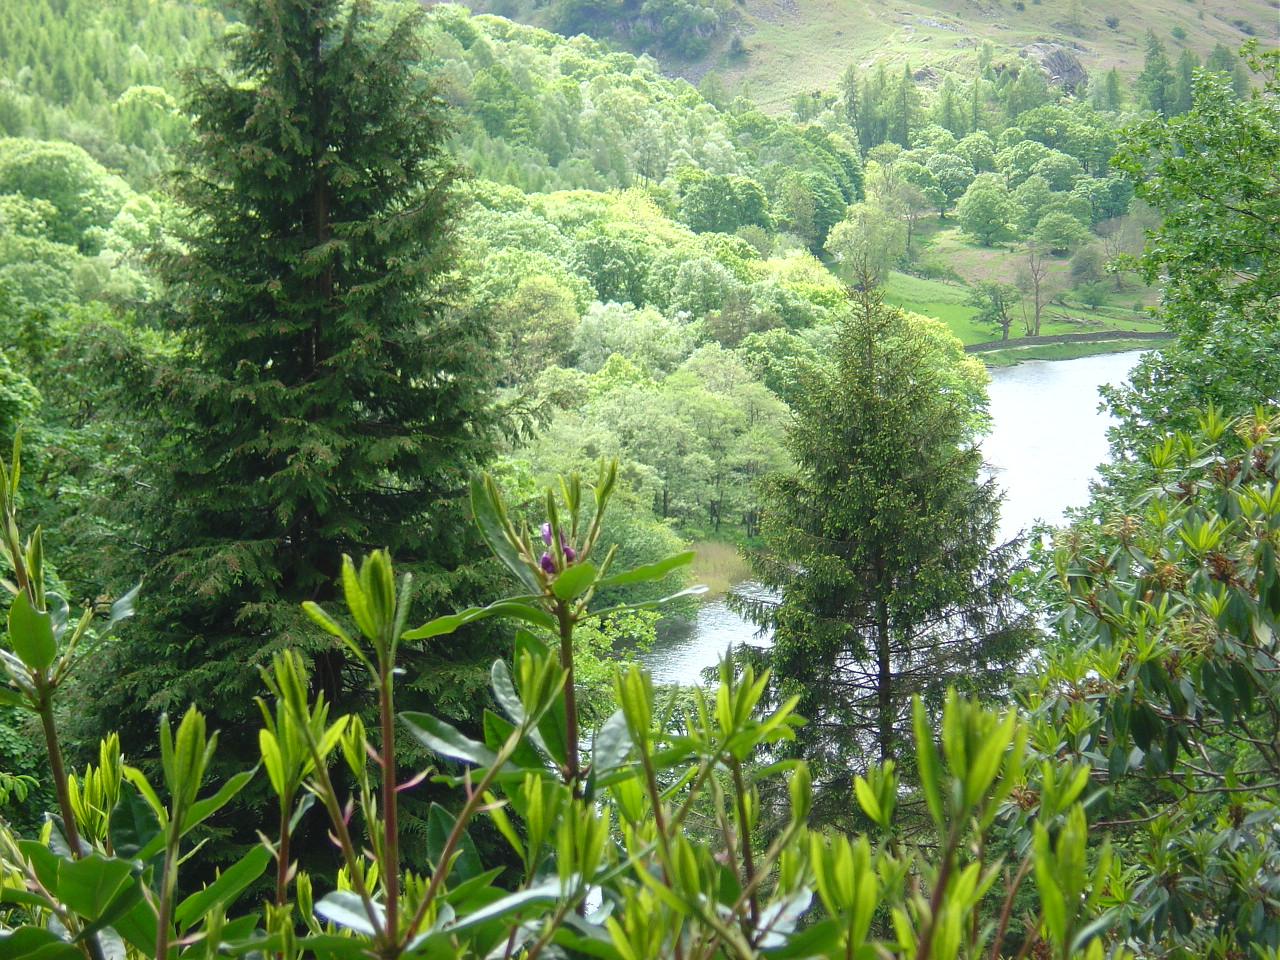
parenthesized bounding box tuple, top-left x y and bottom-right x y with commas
(744, 284, 1034, 825)
(80, 0, 498, 773)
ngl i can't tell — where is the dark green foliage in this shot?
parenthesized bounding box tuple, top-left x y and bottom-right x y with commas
(1137, 30, 1176, 116)
(549, 0, 728, 59)
(80, 0, 498, 774)
(744, 289, 1032, 823)
(673, 166, 771, 234)
(1040, 409, 1280, 956)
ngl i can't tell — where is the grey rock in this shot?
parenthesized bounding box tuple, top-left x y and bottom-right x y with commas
(1018, 42, 1088, 92)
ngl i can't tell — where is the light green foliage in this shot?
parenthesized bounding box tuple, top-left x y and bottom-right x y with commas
(772, 168, 847, 249)
(672, 166, 771, 234)
(0, 0, 218, 184)
(826, 201, 907, 284)
(0, 458, 1127, 960)
(1031, 150, 1086, 192)
(1106, 46, 1280, 447)
(0, 351, 39, 448)
(956, 183, 1019, 246)
(0, 139, 128, 251)
(924, 151, 975, 214)
(966, 280, 1023, 341)
(1137, 29, 1176, 116)
(572, 301, 696, 374)
(1033, 209, 1090, 254)
(996, 138, 1053, 189)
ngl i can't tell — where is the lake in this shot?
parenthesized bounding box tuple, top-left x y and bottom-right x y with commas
(641, 350, 1144, 685)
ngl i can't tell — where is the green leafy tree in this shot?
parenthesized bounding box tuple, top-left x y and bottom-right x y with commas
(824, 201, 906, 286)
(1033, 209, 1089, 254)
(967, 280, 1022, 340)
(924, 152, 975, 216)
(0, 138, 130, 251)
(956, 184, 1019, 246)
(1106, 48, 1280, 448)
(743, 287, 1032, 819)
(82, 0, 498, 766)
(1172, 48, 1199, 115)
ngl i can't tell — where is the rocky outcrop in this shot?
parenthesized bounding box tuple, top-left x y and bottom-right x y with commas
(1018, 42, 1088, 92)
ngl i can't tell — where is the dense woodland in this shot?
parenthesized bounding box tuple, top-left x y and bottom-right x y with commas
(1, 0, 1280, 958)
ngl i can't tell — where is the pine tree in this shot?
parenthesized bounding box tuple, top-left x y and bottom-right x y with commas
(744, 284, 1031, 824)
(888, 63, 919, 147)
(81, 0, 497, 765)
(1137, 30, 1176, 116)
(839, 63, 861, 150)
(1172, 48, 1199, 115)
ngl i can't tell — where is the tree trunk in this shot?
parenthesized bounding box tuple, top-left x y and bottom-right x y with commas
(876, 597, 893, 762)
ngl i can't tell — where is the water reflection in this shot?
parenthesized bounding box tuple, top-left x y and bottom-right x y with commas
(640, 350, 1146, 687)
(644, 581, 775, 685)
(982, 350, 1142, 543)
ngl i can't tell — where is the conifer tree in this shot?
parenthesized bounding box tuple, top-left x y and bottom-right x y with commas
(1137, 30, 1176, 115)
(744, 282, 1031, 824)
(82, 0, 497, 760)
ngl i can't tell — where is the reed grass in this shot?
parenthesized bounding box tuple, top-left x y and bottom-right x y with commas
(689, 540, 752, 598)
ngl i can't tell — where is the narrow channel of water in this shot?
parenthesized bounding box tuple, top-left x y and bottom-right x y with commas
(641, 350, 1145, 686)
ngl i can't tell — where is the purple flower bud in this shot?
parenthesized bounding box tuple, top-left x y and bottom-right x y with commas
(541, 522, 552, 545)
(540, 552, 555, 575)
(564, 545, 576, 563)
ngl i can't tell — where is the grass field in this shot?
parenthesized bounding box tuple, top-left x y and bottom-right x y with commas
(470, 0, 1275, 112)
(976, 338, 1164, 366)
(687, 0, 1276, 113)
(880, 270, 992, 343)
(877, 219, 1164, 346)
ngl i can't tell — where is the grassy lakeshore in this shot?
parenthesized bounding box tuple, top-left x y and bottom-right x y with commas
(689, 540, 752, 598)
(976, 338, 1163, 366)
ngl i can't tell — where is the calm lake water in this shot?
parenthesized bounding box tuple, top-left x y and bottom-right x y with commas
(641, 350, 1145, 685)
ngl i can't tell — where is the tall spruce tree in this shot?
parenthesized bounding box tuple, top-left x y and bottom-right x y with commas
(1137, 30, 1176, 116)
(744, 284, 1032, 825)
(81, 0, 497, 761)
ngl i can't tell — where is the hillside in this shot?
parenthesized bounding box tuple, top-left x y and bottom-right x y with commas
(467, 0, 1278, 111)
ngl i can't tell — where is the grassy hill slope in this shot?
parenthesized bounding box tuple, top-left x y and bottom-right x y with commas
(471, 0, 1277, 112)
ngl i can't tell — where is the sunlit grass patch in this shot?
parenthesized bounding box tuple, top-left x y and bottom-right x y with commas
(689, 540, 752, 598)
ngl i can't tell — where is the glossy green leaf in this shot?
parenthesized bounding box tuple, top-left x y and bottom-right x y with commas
(7, 590, 55, 672)
(445, 878, 563, 933)
(912, 698, 944, 828)
(591, 709, 632, 776)
(0, 927, 82, 960)
(426, 802, 483, 883)
(174, 845, 271, 929)
(472, 476, 539, 594)
(550, 561, 596, 601)
(402, 599, 555, 641)
(490, 660, 524, 725)
(108, 781, 163, 861)
(596, 551, 695, 587)
(315, 890, 382, 937)
(401, 712, 498, 766)
(482, 709, 544, 770)
(56, 853, 134, 919)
